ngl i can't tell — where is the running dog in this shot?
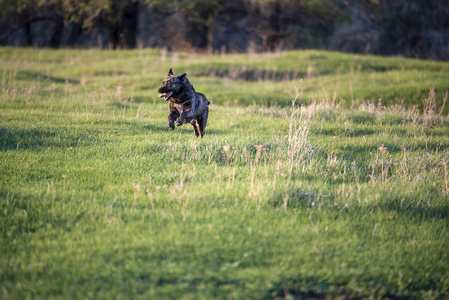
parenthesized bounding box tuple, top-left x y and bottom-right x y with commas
(158, 69, 210, 138)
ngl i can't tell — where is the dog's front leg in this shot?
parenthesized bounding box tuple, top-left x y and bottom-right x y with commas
(177, 107, 197, 126)
(177, 108, 195, 126)
(177, 101, 195, 127)
(168, 110, 180, 130)
(176, 111, 186, 127)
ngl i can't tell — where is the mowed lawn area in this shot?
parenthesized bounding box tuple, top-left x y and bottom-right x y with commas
(1, 47, 449, 299)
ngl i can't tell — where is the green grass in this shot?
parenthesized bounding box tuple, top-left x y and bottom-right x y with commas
(1, 47, 449, 299)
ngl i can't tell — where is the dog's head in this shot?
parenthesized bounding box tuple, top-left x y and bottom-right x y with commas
(158, 68, 187, 101)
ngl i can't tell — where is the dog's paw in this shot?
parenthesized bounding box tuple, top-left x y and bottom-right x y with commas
(176, 120, 183, 127)
(169, 126, 175, 131)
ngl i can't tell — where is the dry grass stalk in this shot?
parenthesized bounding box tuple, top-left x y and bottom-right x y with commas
(146, 189, 155, 212)
(307, 64, 313, 78)
(132, 182, 142, 211)
(283, 193, 289, 211)
(249, 145, 264, 199)
(272, 159, 281, 191)
(378, 145, 389, 189)
(437, 90, 448, 117)
(423, 87, 437, 127)
(443, 160, 448, 195)
(422, 87, 447, 127)
(287, 79, 312, 175)
(332, 79, 340, 105)
(223, 145, 231, 166)
(348, 79, 354, 109)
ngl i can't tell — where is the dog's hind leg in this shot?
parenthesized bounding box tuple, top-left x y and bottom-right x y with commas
(190, 120, 200, 137)
(168, 110, 180, 130)
(196, 117, 204, 138)
(198, 109, 209, 137)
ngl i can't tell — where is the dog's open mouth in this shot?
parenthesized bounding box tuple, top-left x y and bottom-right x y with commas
(158, 91, 173, 101)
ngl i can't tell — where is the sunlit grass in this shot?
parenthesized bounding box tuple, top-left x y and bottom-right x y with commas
(1, 47, 448, 299)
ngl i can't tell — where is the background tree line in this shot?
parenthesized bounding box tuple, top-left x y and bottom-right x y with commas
(1, 0, 448, 60)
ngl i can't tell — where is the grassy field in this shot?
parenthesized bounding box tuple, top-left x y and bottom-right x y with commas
(1, 47, 449, 299)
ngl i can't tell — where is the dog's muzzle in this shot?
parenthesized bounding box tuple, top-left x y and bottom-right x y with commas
(158, 90, 173, 101)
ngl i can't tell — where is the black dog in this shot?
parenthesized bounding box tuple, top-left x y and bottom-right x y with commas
(158, 69, 210, 138)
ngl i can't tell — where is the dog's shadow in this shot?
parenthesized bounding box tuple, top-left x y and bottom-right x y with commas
(143, 123, 225, 136)
(201, 128, 224, 135)
(162, 126, 225, 136)
(143, 124, 171, 132)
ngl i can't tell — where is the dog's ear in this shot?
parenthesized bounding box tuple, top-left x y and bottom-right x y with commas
(168, 68, 174, 76)
(179, 73, 186, 80)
